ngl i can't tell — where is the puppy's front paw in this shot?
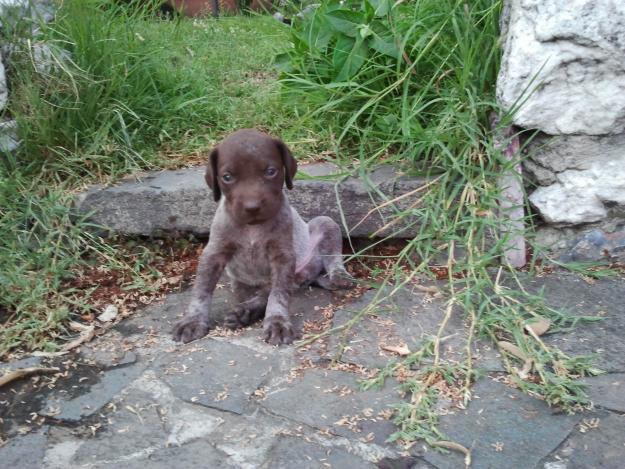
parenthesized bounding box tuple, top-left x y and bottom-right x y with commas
(263, 316, 297, 346)
(317, 268, 356, 290)
(172, 314, 210, 343)
(224, 306, 263, 330)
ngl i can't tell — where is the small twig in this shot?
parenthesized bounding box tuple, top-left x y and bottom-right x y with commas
(412, 284, 441, 294)
(350, 176, 442, 233)
(0, 367, 60, 388)
(431, 440, 472, 467)
(62, 321, 95, 351)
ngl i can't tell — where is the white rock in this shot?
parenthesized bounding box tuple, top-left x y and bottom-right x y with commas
(497, 0, 625, 135)
(97, 304, 118, 323)
(0, 119, 19, 152)
(529, 135, 625, 224)
(0, 54, 6, 111)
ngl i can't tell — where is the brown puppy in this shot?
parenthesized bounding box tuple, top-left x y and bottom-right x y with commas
(172, 129, 353, 345)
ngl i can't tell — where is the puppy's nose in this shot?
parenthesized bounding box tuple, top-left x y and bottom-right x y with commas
(244, 201, 261, 214)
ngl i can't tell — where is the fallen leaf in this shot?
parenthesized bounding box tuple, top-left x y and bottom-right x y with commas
(497, 341, 528, 361)
(62, 322, 95, 351)
(412, 284, 440, 294)
(97, 304, 118, 322)
(381, 344, 411, 356)
(525, 318, 551, 336)
(31, 351, 68, 358)
(166, 275, 182, 285)
(517, 358, 533, 379)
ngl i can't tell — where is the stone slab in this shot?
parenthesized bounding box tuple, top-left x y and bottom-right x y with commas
(0, 426, 48, 469)
(39, 362, 146, 422)
(75, 164, 427, 238)
(0, 355, 43, 373)
(521, 273, 625, 373)
(263, 436, 377, 469)
(422, 378, 580, 469)
(582, 373, 625, 413)
(327, 287, 466, 370)
(158, 337, 294, 415)
(261, 368, 398, 446)
(540, 411, 625, 469)
(95, 441, 235, 469)
(68, 371, 228, 467)
(326, 286, 504, 373)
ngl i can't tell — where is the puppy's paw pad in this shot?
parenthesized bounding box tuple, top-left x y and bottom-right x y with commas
(172, 315, 210, 343)
(263, 317, 297, 346)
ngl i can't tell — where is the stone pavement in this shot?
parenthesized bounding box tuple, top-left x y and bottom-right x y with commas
(1, 272, 625, 468)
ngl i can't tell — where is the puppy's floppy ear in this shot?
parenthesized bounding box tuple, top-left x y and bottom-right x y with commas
(204, 147, 221, 202)
(274, 139, 297, 190)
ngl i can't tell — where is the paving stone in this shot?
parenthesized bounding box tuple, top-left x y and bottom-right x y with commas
(158, 337, 294, 415)
(376, 455, 437, 469)
(261, 368, 399, 446)
(327, 287, 467, 370)
(582, 373, 625, 413)
(208, 410, 291, 467)
(540, 410, 625, 469)
(91, 440, 236, 469)
(39, 362, 146, 422)
(0, 426, 48, 469)
(521, 273, 625, 372)
(69, 371, 226, 467)
(70, 403, 168, 466)
(261, 435, 377, 468)
(421, 378, 580, 469)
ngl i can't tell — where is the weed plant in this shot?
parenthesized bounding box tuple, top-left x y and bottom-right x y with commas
(279, 0, 602, 450)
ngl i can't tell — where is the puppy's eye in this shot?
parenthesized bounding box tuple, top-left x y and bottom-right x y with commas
(221, 173, 233, 183)
(264, 167, 277, 178)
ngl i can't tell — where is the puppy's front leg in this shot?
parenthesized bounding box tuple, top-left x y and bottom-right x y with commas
(172, 241, 235, 343)
(263, 240, 297, 346)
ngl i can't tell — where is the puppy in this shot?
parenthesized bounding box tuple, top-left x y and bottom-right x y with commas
(172, 129, 353, 345)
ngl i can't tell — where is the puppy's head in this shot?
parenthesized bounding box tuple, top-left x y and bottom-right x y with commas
(204, 129, 297, 225)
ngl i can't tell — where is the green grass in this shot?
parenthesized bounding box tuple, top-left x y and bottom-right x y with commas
(6, 0, 328, 182)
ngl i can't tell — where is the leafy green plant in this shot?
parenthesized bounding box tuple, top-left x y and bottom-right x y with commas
(276, 0, 400, 82)
(280, 0, 602, 452)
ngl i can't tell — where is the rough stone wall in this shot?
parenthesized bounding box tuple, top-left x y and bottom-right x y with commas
(0, 0, 55, 152)
(497, 0, 625, 261)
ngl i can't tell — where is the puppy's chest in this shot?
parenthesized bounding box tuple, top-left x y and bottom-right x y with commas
(226, 231, 272, 285)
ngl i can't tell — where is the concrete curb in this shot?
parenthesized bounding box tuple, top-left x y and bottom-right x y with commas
(75, 163, 427, 238)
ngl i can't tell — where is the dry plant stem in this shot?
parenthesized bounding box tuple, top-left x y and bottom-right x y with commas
(0, 367, 60, 387)
(431, 440, 472, 467)
(491, 114, 525, 268)
(412, 284, 440, 294)
(408, 242, 457, 424)
(371, 194, 425, 237)
(349, 176, 442, 233)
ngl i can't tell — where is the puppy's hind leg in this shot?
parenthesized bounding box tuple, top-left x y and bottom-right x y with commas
(307, 216, 355, 290)
(224, 281, 268, 330)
